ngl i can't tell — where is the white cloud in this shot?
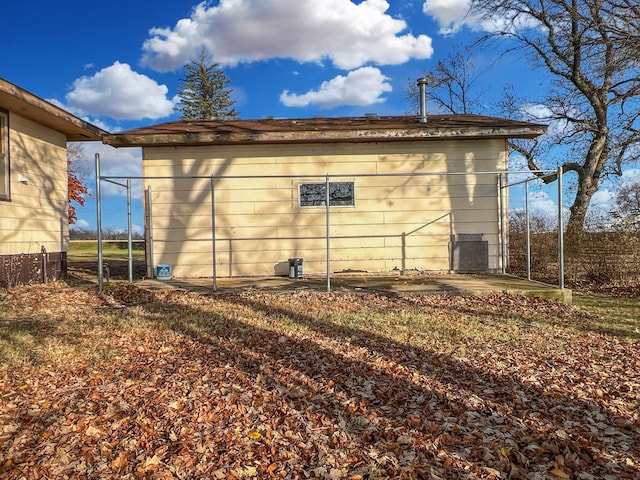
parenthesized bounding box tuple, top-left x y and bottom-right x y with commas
(130, 224, 144, 236)
(73, 219, 91, 231)
(66, 62, 177, 121)
(72, 144, 145, 232)
(141, 0, 433, 71)
(422, 0, 538, 34)
(590, 188, 616, 214)
(621, 168, 640, 184)
(520, 103, 571, 138)
(422, 0, 472, 33)
(79, 143, 143, 200)
(520, 103, 552, 120)
(528, 190, 558, 220)
(587, 168, 640, 220)
(280, 67, 392, 108)
(47, 98, 118, 133)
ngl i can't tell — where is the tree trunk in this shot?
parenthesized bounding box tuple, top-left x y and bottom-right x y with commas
(566, 179, 593, 237)
(565, 132, 609, 237)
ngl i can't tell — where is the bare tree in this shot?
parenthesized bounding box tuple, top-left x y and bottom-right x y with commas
(613, 179, 640, 232)
(603, 0, 640, 57)
(469, 0, 640, 236)
(407, 47, 487, 115)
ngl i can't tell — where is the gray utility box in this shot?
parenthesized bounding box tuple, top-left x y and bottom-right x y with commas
(288, 257, 303, 278)
(450, 234, 489, 272)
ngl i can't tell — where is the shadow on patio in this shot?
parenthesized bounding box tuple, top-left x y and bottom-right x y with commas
(137, 272, 572, 303)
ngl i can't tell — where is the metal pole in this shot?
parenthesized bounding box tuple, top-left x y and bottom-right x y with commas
(401, 233, 406, 273)
(127, 179, 133, 283)
(147, 186, 154, 279)
(525, 181, 531, 281)
(557, 166, 565, 289)
(95, 153, 104, 291)
(499, 173, 506, 274)
(41, 246, 47, 283)
(211, 177, 218, 292)
(100, 169, 556, 183)
(325, 174, 331, 292)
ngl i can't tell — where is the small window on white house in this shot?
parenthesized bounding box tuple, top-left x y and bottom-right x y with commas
(0, 110, 9, 200)
(299, 181, 355, 207)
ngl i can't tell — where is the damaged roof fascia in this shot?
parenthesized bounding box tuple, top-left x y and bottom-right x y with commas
(102, 116, 547, 148)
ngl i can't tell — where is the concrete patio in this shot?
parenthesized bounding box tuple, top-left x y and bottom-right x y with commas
(138, 272, 572, 303)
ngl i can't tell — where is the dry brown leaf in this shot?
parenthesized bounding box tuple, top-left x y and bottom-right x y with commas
(111, 452, 127, 470)
(143, 455, 162, 471)
(1, 284, 638, 479)
(550, 467, 571, 478)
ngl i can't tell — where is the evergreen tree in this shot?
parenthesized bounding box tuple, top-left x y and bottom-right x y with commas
(177, 48, 238, 120)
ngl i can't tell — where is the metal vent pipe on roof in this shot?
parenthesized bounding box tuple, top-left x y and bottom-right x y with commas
(418, 77, 428, 123)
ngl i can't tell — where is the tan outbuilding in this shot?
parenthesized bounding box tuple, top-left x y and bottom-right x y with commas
(0, 78, 106, 286)
(103, 114, 546, 279)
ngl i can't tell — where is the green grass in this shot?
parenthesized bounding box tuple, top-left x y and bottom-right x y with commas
(572, 292, 640, 338)
(68, 240, 145, 261)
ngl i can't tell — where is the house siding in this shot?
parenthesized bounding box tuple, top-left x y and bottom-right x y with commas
(142, 138, 508, 278)
(0, 113, 69, 284)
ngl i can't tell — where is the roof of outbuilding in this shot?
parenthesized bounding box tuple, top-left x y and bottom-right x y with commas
(0, 77, 107, 141)
(102, 114, 547, 148)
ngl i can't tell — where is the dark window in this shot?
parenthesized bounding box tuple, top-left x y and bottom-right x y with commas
(299, 181, 355, 207)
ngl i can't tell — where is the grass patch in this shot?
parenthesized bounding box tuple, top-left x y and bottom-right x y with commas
(572, 291, 639, 337)
(68, 239, 145, 261)
(0, 284, 128, 366)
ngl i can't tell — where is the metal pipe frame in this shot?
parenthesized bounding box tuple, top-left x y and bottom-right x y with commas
(96, 168, 566, 292)
(211, 177, 218, 291)
(525, 181, 531, 281)
(325, 174, 331, 292)
(95, 154, 104, 291)
(127, 179, 133, 283)
(557, 166, 565, 290)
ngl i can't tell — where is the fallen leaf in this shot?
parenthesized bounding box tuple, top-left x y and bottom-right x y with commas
(144, 455, 162, 471)
(1, 284, 638, 480)
(245, 466, 258, 476)
(111, 452, 127, 470)
(85, 426, 103, 437)
(550, 467, 570, 478)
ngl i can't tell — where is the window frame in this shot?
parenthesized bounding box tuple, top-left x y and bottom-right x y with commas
(0, 109, 10, 201)
(298, 181, 355, 208)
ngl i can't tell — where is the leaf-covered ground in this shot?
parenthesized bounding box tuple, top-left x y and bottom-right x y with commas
(0, 282, 638, 479)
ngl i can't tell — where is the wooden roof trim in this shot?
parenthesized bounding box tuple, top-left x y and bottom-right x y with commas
(103, 117, 547, 148)
(0, 77, 108, 141)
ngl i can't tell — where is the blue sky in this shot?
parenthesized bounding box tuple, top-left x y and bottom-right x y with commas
(2, 0, 633, 232)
